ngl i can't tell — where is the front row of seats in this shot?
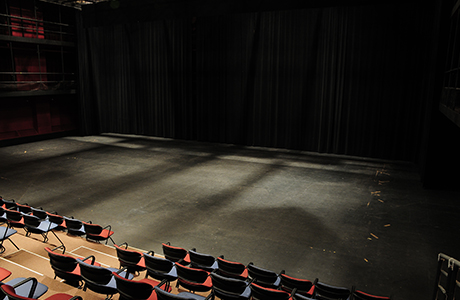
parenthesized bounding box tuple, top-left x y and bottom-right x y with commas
(111, 242, 389, 300)
(45, 242, 390, 300)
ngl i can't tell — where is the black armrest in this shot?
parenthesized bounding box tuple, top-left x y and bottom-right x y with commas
(146, 250, 154, 255)
(156, 279, 168, 288)
(51, 244, 66, 254)
(115, 266, 129, 278)
(102, 224, 111, 231)
(81, 255, 97, 265)
(119, 242, 128, 249)
(204, 290, 214, 300)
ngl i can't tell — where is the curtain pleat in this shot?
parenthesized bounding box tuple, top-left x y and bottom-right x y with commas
(77, 3, 434, 161)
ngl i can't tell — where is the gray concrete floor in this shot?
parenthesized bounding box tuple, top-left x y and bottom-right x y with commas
(1, 133, 459, 300)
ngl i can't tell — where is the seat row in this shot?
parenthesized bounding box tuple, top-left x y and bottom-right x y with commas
(0, 197, 115, 250)
(46, 240, 390, 300)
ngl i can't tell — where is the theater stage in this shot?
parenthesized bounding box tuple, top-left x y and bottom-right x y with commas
(0, 133, 459, 300)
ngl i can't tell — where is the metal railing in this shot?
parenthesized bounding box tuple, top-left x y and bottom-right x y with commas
(433, 253, 460, 300)
(0, 12, 75, 42)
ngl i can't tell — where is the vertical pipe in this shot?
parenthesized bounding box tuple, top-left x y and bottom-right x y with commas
(37, 44, 42, 83)
(34, 0, 38, 38)
(59, 6, 65, 82)
(5, 0, 12, 36)
(5, 0, 17, 83)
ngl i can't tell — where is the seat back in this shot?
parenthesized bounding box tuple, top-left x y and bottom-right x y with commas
(250, 283, 291, 300)
(217, 257, 247, 279)
(0, 207, 7, 223)
(78, 260, 113, 285)
(154, 286, 196, 300)
(113, 272, 153, 300)
(16, 203, 31, 214)
(1, 199, 17, 210)
(84, 223, 103, 235)
(210, 272, 248, 297)
(162, 243, 188, 262)
(23, 215, 41, 228)
(47, 213, 64, 226)
(115, 244, 142, 266)
(314, 282, 350, 300)
(189, 250, 216, 268)
(279, 274, 313, 295)
(175, 263, 209, 284)
(31, 207, 48, 220)
(144, 252, 174, 273)
(64, 218, 83, 231)
(247, 263, 280, 287)
(45, 247, 78, 273)
(5, 209, 23, 222)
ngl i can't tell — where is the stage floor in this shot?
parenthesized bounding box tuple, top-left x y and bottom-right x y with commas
(1, 133, 459, 300)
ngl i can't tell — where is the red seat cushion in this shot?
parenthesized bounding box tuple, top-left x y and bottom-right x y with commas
(44, 293, 74, 300)
(138, 278, 171, 300)
(354, 290, 391, 300)
(96, 228, 114, 238)
(0, 267, 11, 281)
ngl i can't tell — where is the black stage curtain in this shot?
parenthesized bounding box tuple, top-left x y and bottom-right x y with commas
(77, 3, 435, 161)
(77, 16, 194, 138)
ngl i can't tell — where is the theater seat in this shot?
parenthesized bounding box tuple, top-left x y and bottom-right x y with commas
(0, 278, 81, 300)
(78, 257, 133, 300)
(162, 242, 191, 265)
(45, 245, 101, 288)
(210, 271, 251, 300)
(83, 222, 114, 244)
(188, 249, 219, 272)
(175, 263, 212, 293)
(114, 242, 146, 274)
(46, 212, 67, 231)
(247, 262, 283, 289)
(143, 251, 178, 290)
(0, 226, 19, 254)
(113, 269, 171, 300)
(23, 215, 62, 245)
(216, 257, 248, 280)
(279, 273, 315, 297)
(0, 277, 48, 300)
